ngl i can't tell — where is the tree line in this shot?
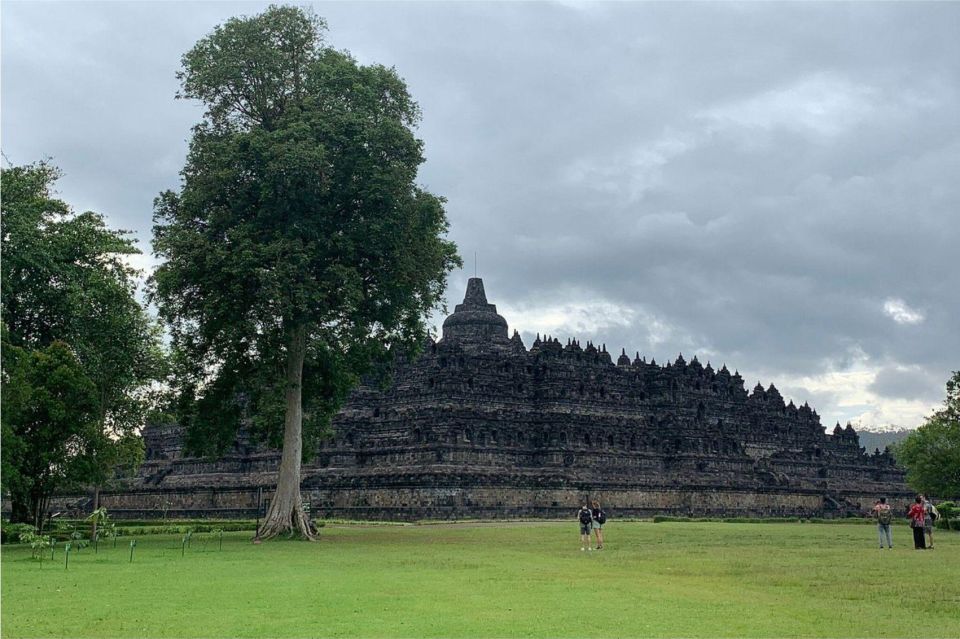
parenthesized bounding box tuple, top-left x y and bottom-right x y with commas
(1, 5, 956, 538)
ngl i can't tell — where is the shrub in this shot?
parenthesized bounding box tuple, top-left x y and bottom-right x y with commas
(107, 522, 259, 536)
(935, 501, 956, 531)
(1, 523, 37, 544)
(18, 531, 54, 559)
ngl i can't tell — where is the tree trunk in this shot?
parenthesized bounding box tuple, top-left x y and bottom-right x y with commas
(9, 489, 33, 526)
(31, 485, 44, 531)
(256, 324, 315, 540)
(38, 495, 50, 534)
(91, 486, 100, 541)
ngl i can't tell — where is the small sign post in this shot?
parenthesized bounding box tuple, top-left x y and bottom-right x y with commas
(253, 486, 263, 544)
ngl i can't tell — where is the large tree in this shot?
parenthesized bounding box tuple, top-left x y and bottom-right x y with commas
(1, 162, 163, 526)
(151, 6, 459, 539)
(892, 371, 960, 498)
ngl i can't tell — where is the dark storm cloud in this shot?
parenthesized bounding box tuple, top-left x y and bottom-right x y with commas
(3, 1, 958, 428)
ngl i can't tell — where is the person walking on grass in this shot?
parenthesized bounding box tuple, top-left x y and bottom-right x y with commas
(908, 495, 927, 550)
(873, 497, 893, 549)
(578, 504, 594, 551)
(591, 500, 606, 550)
(922, 494, 940, 549)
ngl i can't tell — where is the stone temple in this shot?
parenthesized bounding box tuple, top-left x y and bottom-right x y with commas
(102, 278, 909, 520)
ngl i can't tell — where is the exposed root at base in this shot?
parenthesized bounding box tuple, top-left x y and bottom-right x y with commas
(256, 504, 318, 541)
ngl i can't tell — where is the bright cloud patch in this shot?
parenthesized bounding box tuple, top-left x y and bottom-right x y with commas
(500, 300, 638, 338)
(698, 73, 879, 137)
(760, 347, 940, 430)
(883, 298, 925, 325)
(562, 129, 697, 202)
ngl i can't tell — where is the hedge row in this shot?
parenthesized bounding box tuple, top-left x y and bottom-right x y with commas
(649, 515, 959, 527)
(47, 518, 259, 528)
(107, 522, 261, 536)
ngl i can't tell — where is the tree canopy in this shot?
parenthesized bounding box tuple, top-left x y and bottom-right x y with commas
(151, 5, 460, 538)
(892, 371, 960, 499)
(1, 161, 164, 526)
(1, 337, 99, 527)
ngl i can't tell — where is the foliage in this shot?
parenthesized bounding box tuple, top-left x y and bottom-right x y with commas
(1, 161, 166, 525)
(1, 522, 37, 544)
(113, 522, 258, 536)
(891, 371, 960, 498)
(49, 517, 78, 538)
(935, 500, 957, 530)
(86, 506, 112, 542)
(2, 523, 959, 637)
(1, 338, 100, 528)
(151, 5, 459, 537)
(69, 530, 90, 551)
(49, 517, 260, 528)
(17, 530, 54, 559)
(86, 507, 110, 528)
(649, 515, 902, 525)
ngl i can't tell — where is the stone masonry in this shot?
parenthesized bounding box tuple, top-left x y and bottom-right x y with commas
(79, 278, 911, 520)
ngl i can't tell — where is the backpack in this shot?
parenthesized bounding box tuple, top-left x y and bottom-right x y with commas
(597, 510, 607, 525)
(579, 509, 592, 526)
(877, 507, 892, 525)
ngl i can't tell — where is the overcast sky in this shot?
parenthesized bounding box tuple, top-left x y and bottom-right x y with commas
(3, 1, 958, 431)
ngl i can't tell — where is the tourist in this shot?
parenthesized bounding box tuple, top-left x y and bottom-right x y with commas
(578, 504, 594, 551)
(591, 500, 606, 550)
(907, 496, 927, 550)
(872, 497, 893, 549)
(922, 494, 940, 549)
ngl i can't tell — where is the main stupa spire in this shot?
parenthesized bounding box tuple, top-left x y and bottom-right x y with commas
(462, 277, 489, 306)
(441, 278, 509, 343)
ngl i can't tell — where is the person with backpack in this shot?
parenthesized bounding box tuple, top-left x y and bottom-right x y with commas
(922, 494, 940, 549)
(907, 495, 927, 550)
(591, 500, 606, 550)
(578, 504, 594, 551)
(873, 497, 893, 548)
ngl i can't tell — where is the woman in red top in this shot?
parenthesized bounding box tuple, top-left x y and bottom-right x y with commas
(907, 495, 927, 550)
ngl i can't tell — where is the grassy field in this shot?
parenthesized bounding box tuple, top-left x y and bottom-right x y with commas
(2, 521, 958, 638)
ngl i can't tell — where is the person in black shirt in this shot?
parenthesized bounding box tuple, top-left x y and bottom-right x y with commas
(578, 504, 593, 551)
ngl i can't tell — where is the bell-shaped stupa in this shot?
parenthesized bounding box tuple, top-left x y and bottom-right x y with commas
(441, 278, 509, 343)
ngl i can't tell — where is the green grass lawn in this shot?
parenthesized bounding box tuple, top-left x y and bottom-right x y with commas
(2, 521, 958, 638)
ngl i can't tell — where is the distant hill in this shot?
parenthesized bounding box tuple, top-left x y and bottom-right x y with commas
(858, 429, 913, 453)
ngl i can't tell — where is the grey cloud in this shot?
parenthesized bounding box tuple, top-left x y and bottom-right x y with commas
(869, 367, 943, 403)
(3, 1, 958, 428)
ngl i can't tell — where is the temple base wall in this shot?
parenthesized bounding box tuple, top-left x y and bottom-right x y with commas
(29, 482, 913, 522)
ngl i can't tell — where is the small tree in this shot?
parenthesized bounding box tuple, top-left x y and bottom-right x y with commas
(152, 5, 459, 539)
(1, 337, 100, 529)
(19, 531, 53, 561)
(86, 506, 110, 543)
(1, 161, 165, 527)
(892, 371, 960, 499)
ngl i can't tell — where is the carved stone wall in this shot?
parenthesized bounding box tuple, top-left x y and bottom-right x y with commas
(76, 278, 911, 520)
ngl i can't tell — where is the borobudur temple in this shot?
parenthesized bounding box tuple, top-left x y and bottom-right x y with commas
(88, 278, 912, 520)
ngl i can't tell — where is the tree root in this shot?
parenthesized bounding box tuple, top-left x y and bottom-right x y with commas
(256, 500, 317, 541)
